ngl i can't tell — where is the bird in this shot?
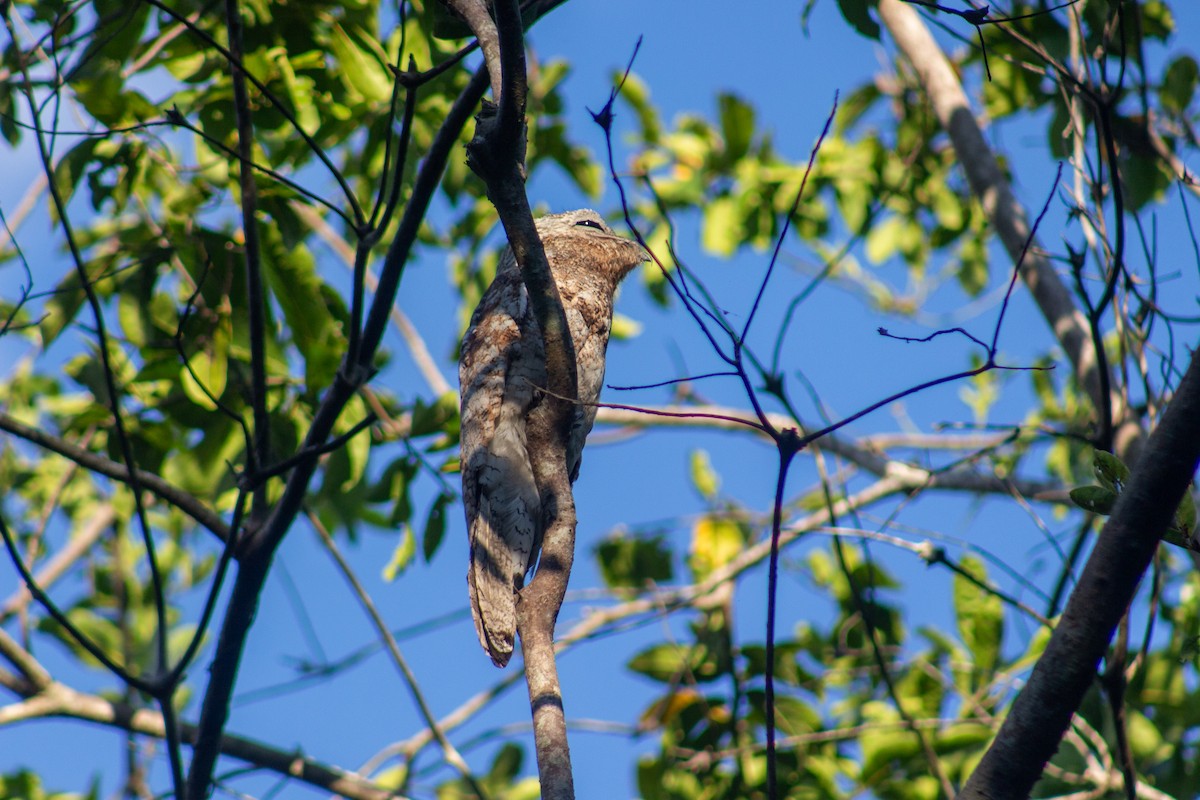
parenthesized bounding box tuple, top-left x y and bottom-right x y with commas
(458, 209, 649, 667)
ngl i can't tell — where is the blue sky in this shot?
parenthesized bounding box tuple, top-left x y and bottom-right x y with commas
(4, 1, 1200, 798)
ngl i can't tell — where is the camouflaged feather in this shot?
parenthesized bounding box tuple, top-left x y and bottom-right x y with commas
(459, 209, 649, 666)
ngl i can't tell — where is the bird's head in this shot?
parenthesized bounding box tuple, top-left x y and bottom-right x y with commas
(536, 208, 650, 284)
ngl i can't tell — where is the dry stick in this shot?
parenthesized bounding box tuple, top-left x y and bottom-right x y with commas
(594, 405, 1064, 500)
(959, 349, 1200, 800)
(0, 627, 52, 693)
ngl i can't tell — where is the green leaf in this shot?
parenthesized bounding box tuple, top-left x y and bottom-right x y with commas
(861, 726, 921, 776)
(595, 532, 673, 589)
(628, 642, 721, 683)
(1140, 0, 1174, 40)
(487, 742, 523, 782)
(1177, 490, 1197, 535)
(749, 691, 819, 735)
(1161, 56, 1198, 114)
(628, 643, 690, 683)
(1093, 449, 1130, 493)
(411, 392, 459, 437)
(51, 139, 104, 212)
(609, 312, 642, 340)
(1168, 488, 1196, 544)
(1126, 708, 1169, 761)
(1069, 485, 1117, 515)
(718, 93, 755, 164)
(688, 517, 744, 580)
(958, 364, 997, 425)
(373, 765, 407, 792)
(701, 196, 740, 256)
(689, 449, 720, 501)
(742, 642, 812, 687)
(38, 267, 89, 347)
(422, 493, 451, 562)
(865, 215, 906, 264)
(329, 22, 392, 103)
(935, 722, 992, 753)
(376, 457, 418, 525)
(331, 394, 371, 492)
(382, 524, 416, 581)
(957, 231, 988, 297)
(179, 312, 231, 411)
(953, 556, 1003, 674)
(262, 227, 345, 389)
(618, 72, 662, 145)
(38, 608, 123, 671)
(835, 0, 880, 39)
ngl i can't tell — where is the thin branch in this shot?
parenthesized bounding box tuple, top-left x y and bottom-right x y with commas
(0, 683, 395, 800)
(223, 0, 270, 524)
(0, 513, 154, 693)
(742, 93, 835, 343)
(139, 0, 365, 223)
(309, 512, 490, 799)
(0, 412, 230, 541)
(292, 201, 454, 397)
(0, 503, 113, 623)
(187, 55, 493, 800)
(444, 0, 502, 100)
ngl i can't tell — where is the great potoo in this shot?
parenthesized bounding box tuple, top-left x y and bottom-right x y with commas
(459, 209, 649, 667)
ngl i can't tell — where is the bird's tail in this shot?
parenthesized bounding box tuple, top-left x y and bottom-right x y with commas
(468, 532, 518, 667)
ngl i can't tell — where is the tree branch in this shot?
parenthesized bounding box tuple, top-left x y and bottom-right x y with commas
(877, 0, 1130, 449)
(0, 682, 396, 800)
(0, 412, 230, 541)
(444, 0, 502, 100)
(960, 348, 1200, 800)
(455, 0, 579, 796)
(185, 56, 493, 800)
(593, 404, 1065, 500)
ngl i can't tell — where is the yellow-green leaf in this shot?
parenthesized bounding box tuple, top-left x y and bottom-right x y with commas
(382, 525, 416, 581)
(689, 449, 720, 501)
(689, 516, 743, 579)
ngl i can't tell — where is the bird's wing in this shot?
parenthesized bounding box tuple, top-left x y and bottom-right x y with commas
(460, 279, 545, 667)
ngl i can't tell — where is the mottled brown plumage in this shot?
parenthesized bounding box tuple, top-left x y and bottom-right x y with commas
(459, 209, 648, 667)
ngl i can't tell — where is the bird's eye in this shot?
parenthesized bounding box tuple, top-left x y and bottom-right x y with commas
(575, 218, 605, 230)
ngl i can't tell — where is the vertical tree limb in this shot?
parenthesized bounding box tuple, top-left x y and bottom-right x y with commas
(223, 0, 271, 514)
